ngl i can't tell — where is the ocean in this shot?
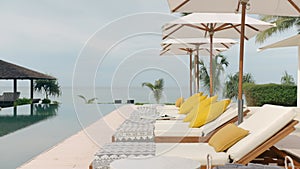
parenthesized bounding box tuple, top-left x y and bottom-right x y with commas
(0, 86, 188, 169)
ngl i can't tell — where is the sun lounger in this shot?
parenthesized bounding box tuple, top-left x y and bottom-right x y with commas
(157, 105, 299, 166)
(0, 92, 20, 102)
(111, 105, 179, 142)
(154, 104, 250, 143)
(107, 105, 299, 169)
(136, 105, 182, 120)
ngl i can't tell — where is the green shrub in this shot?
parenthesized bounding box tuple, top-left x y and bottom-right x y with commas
(243, 83, 297, 106)
(164, 103, 175, 105)
(52, 101, 60, 105)
(14, 98, 32, 106)
(42, 98, 51, 104)
(134, 102, 145, 105)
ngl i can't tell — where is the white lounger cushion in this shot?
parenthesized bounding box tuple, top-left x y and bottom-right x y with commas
(227, 104, 298, 162)
(155, 104, 239, 137)
(156, 106, 183, 119)
(156, 105, 179, 110)
(155, 123, 204, 137)
(156, 143, 229, 165)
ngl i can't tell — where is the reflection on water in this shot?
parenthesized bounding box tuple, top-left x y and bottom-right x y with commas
(0, 104, 59, 137)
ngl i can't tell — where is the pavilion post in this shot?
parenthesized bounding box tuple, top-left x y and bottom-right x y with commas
(14, 106, 17, 116)
(30, 103, 33, 116)
(30, 79, 34, 100)
(13, 79, 17, 94)
(13, 79, 17, 101)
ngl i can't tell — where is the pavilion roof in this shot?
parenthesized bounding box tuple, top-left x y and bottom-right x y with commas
(0, 60, 55, 80)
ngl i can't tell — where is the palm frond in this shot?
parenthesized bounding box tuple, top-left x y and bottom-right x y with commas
(256, 16, 300, 43)
(78, 95, 88, 103)
(281, 71, 295, 85)
(154, 78, 164, 90)
(223, 72, 255, 99)
(198, 54, 229, 95)
(142, 82, 155, 91)
(87, 98, 98, 104)
(142, 78, 165, 103)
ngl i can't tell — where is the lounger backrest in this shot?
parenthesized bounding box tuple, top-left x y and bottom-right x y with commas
(227, 104, 297, 162)
(201, 103, 238, 136)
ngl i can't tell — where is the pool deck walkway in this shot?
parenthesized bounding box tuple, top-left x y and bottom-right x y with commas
(17, 105, 135, 169)
(17, 106, 300, 169)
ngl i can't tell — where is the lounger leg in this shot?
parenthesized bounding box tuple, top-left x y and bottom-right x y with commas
(270, 146, 300, 166)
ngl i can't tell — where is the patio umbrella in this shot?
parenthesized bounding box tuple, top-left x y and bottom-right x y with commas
(259, 34, 300, 107)
(161, 38, 237, 95)
(162, 13, 273, 97)
(166, 0, 300, 16)
(165, 0, 300, 124)
(161, 38, 237, 49)
(161, 45, 228, 96)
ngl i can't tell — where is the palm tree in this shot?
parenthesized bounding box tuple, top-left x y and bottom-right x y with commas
(198, 54, 229, 95)
(224, 72, 255, 99)
(142, 78, 164, 104)
(256, 16, 300, 43)
(281, 71, 295, 85)
(34, 79, 61, 100)
(77, 95, 98, 104)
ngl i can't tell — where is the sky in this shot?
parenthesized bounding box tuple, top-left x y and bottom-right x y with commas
(0, 0, 299, 89)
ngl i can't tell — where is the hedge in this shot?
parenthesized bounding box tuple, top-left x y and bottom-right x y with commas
(243, 83, 297, 106)
(14, 98, 32, 106)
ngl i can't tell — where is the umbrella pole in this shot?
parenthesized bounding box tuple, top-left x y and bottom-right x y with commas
(209, 33, 214, 97)
(238, 0, 248, 124)
(196, 46, 200, 93)
(195, 46, 199, 93)
(194, 54, 197, 94)
(189, 50, 193, 96)
(297, 46, 300, 107)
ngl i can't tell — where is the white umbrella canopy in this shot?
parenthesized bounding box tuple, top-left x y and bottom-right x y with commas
(161, 38, 238, 49)
(161, 46, 227, 56)
(167, 0, 300, 16)
(161, 38, 235, 95)
(259, 34, 300, 107)
(162, 13, 275, 40)
(259, 34, 300, 49)
(165, 0, 300, 124)
(162, 13, 273, 97)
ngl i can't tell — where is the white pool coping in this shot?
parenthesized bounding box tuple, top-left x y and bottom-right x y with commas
(17, 105, 135, 169)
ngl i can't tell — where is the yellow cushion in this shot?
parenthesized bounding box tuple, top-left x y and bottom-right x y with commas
(183, 103, 199, 122)
(189, 99, 231, 128)
(183, 95, 217, 122)
(208, 123, 249, 152)
(178, 92, 203, 114)
(206, 99, 231, 122)
(175, 97, 184, 107)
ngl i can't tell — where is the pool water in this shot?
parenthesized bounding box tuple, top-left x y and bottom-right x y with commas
(0, 86, 186, 169)
(0, 87, 117, 169)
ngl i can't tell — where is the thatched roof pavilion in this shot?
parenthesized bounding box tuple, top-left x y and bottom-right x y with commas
(0, 60, 56, 99)
(0, 60, 55, 80)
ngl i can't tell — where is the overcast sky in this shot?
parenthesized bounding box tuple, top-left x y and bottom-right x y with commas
(0, 0, 299, 88)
